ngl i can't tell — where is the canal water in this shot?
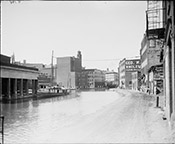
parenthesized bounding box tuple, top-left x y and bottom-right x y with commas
(1, 90, 120, 143)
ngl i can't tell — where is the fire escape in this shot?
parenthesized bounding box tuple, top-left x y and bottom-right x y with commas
(144, 1, 166, 94)
(146, 1, 165, 40)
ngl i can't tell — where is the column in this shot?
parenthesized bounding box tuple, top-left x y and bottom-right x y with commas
(32, 79, 35, 96)
(14, 79, 17, 99)
(0, 78, 2, 99)
(7, 78, 11, 99)
(26, 79, 29, 96)
(35, 80, 38, 94)
(20, 79, 23, 97)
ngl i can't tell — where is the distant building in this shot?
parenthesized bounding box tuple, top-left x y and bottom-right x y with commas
(56, 51, 82, 89)
(81, 69, 105, 89)
(0, 54, 39, 100)
(39, 65, 57, 88)
(119, 58, 141, 89)
(132, 71, 141, 91)
(22, 62, 57, 88)
(105, 71, 119, 88)
(22, 63, 45, 71)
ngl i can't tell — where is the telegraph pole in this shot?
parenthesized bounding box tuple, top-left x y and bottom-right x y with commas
(51, 50, 54, 86)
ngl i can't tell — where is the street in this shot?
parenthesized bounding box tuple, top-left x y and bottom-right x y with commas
(44, 89, 172, 143)
(1, 89, 173, 143)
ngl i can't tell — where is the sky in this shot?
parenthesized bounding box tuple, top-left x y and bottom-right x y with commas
(1, 1, 147, 71)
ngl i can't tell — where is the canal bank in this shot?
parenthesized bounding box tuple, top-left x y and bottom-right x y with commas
(0, 89, 70, 103)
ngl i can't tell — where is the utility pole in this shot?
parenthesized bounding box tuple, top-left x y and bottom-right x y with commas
(51, 50, 54, 86)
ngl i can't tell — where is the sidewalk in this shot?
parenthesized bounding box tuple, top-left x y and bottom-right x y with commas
(121, 89, 175, 143)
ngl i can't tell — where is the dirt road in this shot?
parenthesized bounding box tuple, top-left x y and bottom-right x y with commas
(45, 89, 172, 143)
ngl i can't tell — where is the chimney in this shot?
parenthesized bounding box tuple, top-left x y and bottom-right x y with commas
(23, 60, 26, 64)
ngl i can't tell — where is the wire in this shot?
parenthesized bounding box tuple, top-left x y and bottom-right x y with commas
(83, 56, 140, 62)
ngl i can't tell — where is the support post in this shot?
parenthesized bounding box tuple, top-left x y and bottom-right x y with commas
(0, 115, 4, 144)
(14, 79, 17, 99)
(20, 79, 23, 97)
(0, 78, 2, 99)
(26, 79, 29, 96)
(156, 96, 159, 107)
(35, 80, 38, 94)
(32, 80, 35, 96)
(7, 78, 11, 99)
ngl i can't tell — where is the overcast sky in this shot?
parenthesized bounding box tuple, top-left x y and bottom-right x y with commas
(1, 1, 147, 71)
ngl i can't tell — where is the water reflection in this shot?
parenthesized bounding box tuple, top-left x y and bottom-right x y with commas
(1, 90, 119, 143)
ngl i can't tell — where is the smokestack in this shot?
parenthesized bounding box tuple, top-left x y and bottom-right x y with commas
(23, 60, 26, 64)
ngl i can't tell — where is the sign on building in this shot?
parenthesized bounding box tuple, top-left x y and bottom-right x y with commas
(125, 59, 141, 72)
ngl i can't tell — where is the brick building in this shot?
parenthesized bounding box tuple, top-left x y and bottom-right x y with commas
(81, 69, 105, 89)
(140, 32, 164, 87)
(140, 1, 165, 92)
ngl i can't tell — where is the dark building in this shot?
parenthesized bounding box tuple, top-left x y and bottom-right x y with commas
(0, 54, 39, 100)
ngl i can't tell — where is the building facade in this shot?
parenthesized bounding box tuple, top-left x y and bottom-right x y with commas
(140, 0, 165, 91)
(81, 69, 105, 89)
(0, 54, 39, 100)
(160, 1, 175, 129)
(119, 59, 126, 89)
(140, 33, 164, 88)
(105, 71, 119, 88)
(56, 51, 82, 89)
(143, 0, 175, 128)
(132, 71, 141, 91)
(119, 58, 141, 89)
